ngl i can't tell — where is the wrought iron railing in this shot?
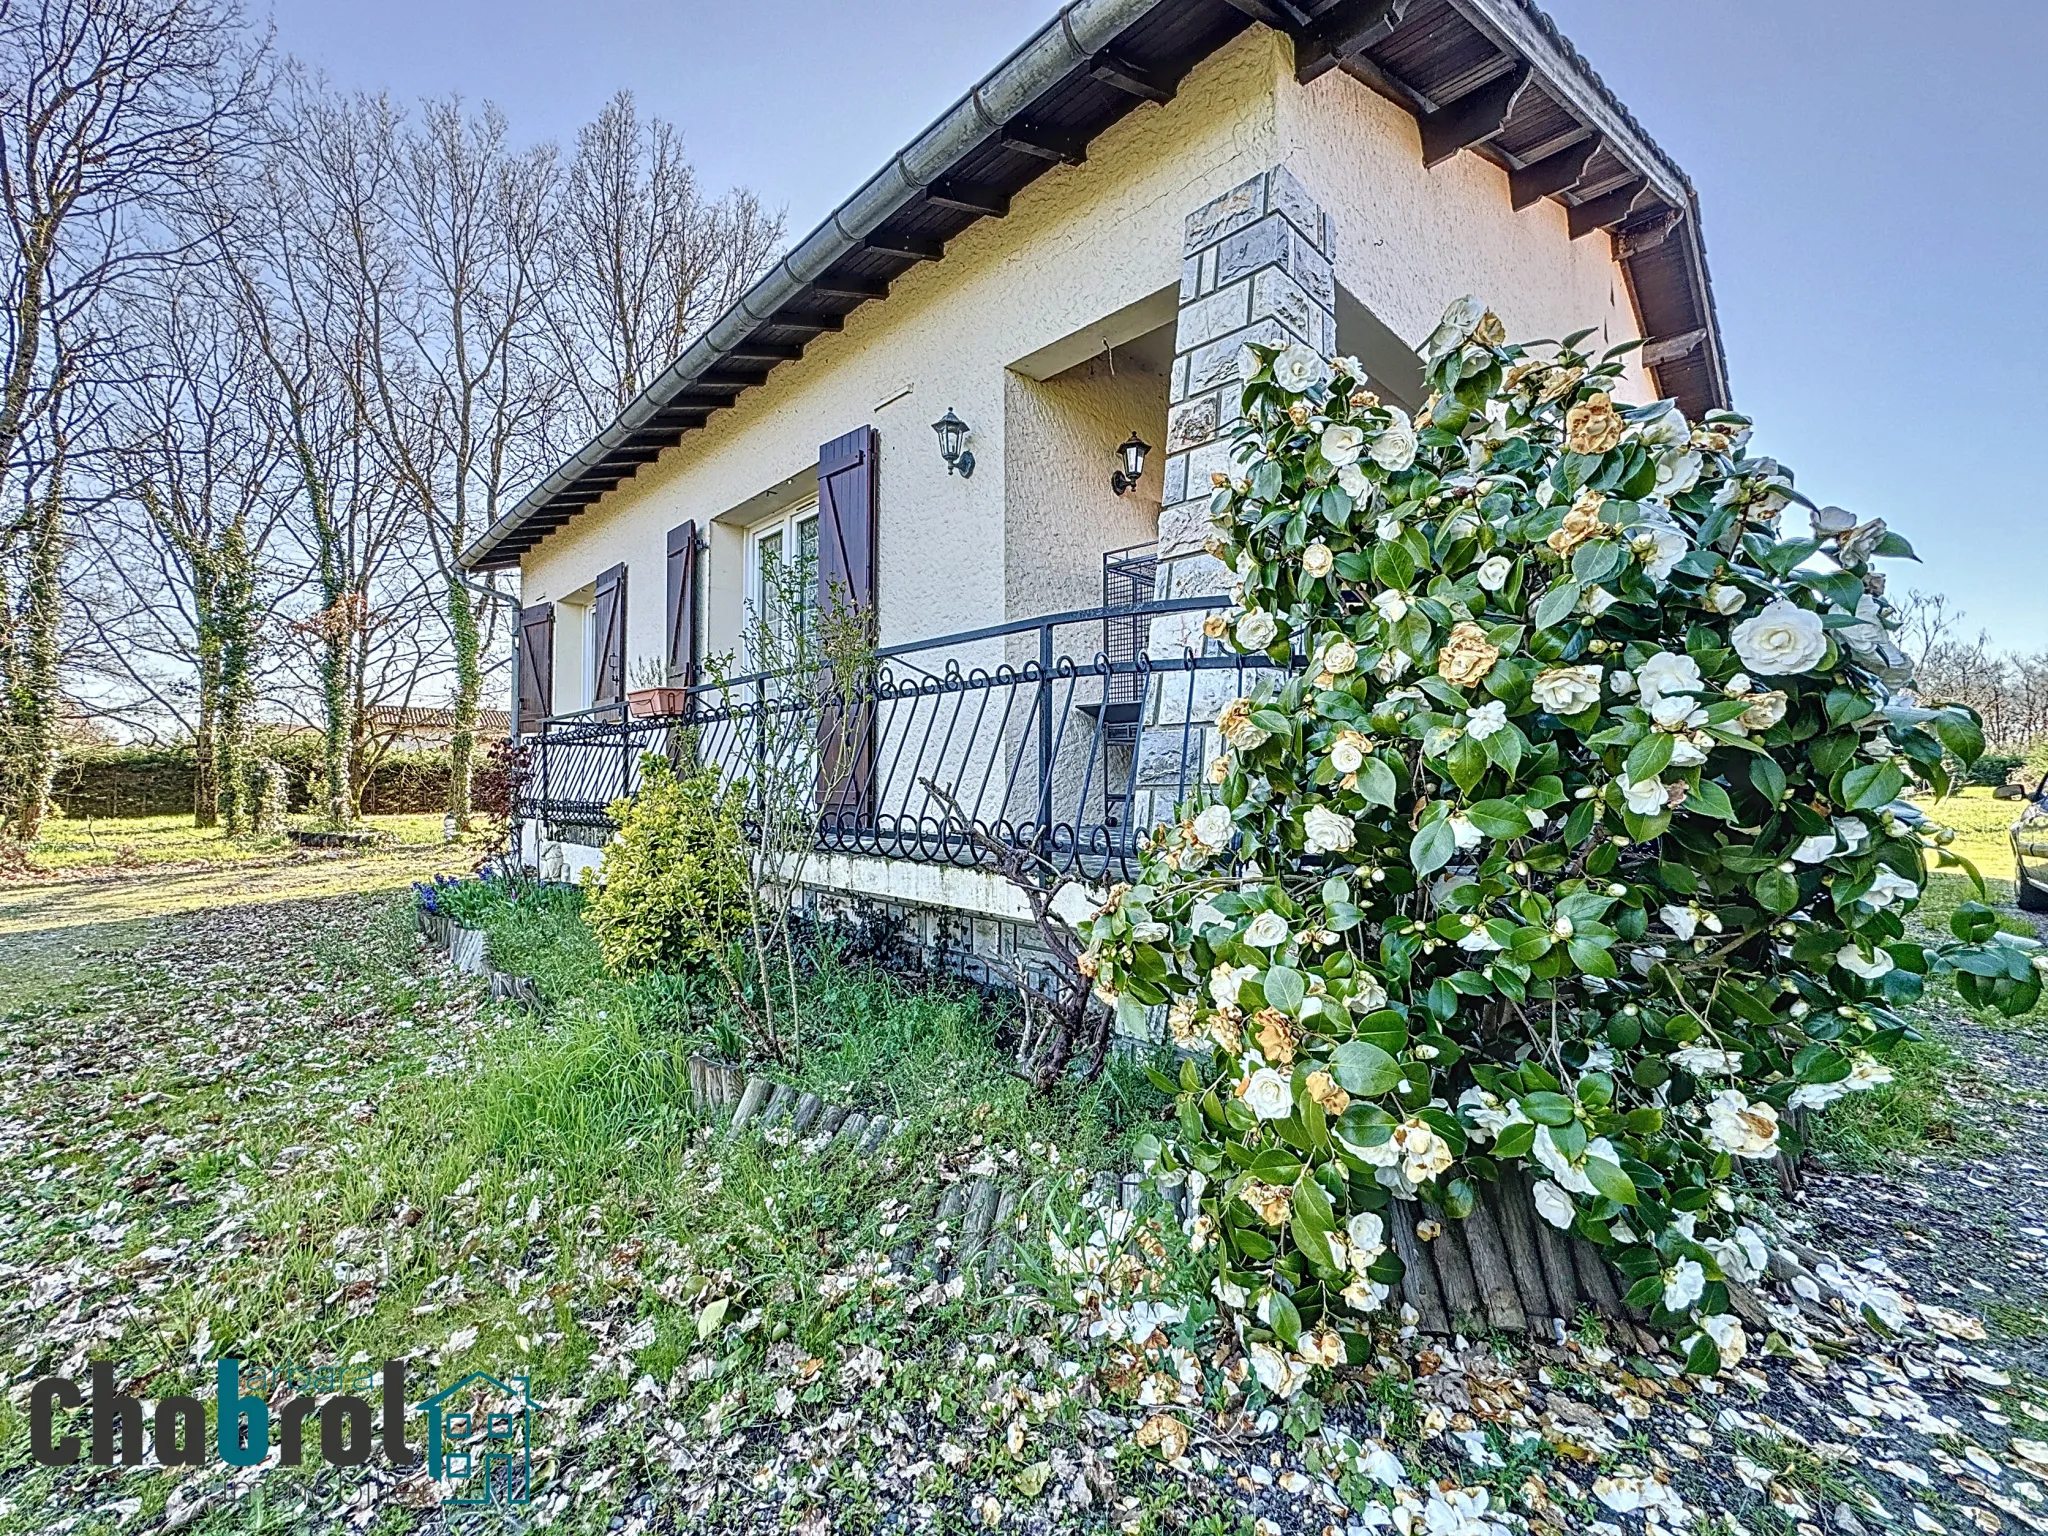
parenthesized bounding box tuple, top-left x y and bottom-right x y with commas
(518, 595, 1289, 884)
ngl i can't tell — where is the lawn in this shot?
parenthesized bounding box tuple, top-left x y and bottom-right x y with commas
(17, 811, 459, 874)
(1, 813, 486, 937)
(5, 823, 2048, 1533)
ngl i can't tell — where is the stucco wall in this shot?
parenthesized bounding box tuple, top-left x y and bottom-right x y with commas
(516, 26, 1650, 702)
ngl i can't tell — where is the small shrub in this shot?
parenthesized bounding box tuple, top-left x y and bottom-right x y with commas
(1967, 750, 2025, 787)
(585, 754, 748, 976)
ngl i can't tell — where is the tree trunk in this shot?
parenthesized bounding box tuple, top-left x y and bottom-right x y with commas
(192, 571, 219, 828)
(446, 572, 478, 829)
(213, 521, 255, 834)
(5, 455, 65, 842)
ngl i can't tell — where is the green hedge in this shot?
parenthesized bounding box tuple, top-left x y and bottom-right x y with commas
(51, 740, 462, 819)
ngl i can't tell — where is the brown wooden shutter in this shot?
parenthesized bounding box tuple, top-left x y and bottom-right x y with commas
(591, 562, 627, 708)
(516, 602, 555, 730)
(665, 521, 700, 689)
(817, 426, 876, 620)
(815, 427, 877, 824)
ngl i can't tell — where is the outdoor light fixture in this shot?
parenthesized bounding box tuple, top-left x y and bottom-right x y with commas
(1110, 430, 1151, 496)
(931, 408, 974, 478)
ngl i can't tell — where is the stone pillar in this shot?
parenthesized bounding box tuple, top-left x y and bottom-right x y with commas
(1131, 166, 1336, 823)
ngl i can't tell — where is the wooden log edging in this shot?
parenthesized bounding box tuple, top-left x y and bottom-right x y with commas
(417, 908, 544, 1011)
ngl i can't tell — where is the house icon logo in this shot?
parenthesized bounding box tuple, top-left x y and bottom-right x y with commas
(414, 1370, 536, 1505)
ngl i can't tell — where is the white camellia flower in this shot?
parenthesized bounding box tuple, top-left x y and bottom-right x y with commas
(1705, 583, 1747, 615)
(1653, 448, 1703, 497)
(1832, 815, 1871, 854)
(1448, 814, 1483, 851)
(1623, 778, 1669, 816)
(1209, 961, 1257, 1009)
(1303, 804, 1356, 854)
(1627, 523, 1689, 584)
(1272, 343, 1329, 394)
(1128, 921, 1169, 943)
(1662, 1258, 1707, 1311)
(1318, 637, 1359, 675)
(1836, 942, 1895, 980)
(1531, 1179, 1576, 1229)
(1580, 585, 1618, 616)
(1465, 701, 1509, 741)
(1329, 734, 1367, 774)
(1370, 407, 1417, 472)
(1789, 832, 1835, 864)
(1732, 598, 1829, 675)
(1531, 664, 1602, 714)
(1659, 903, 1699, 941)
(1375, 648, 1412, 682)
(1704, 1089, 1780, 1159)
(1706, 1225, 1769, 1283)
(1235, 344, 1263, 383)
(1457, 922, 1504, 953)
(1243, 910, 1290, 948)
(1637, 404, 1690, 449)
(1301, 541, 1335, 579)
(1337, 462, 1371, 499)
(1371, 589, 1410, 624)
(1475, 555, 1512, 591)
(1241, 1067, 1295, 1121)
(1701, 1312, 1747, 1365)
(1636, 650, 1704, 703)
(1608, 668, 1636, 696)
(1346, 1212, 1387, 1263)
(1669, 734, 1709, 768)
(1237, 609, 1278, 650)
(1190, 803, 1234, 851)
(1649, 695, 1709, 732)
(1376, 515, 1403, 540)
(1321, 422, 1366, 467)
(1858, 866, 1919, 911)
(1670, 1045, 1745, 1075)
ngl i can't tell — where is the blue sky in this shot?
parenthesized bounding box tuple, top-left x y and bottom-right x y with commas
(262, 0, 2048, 652)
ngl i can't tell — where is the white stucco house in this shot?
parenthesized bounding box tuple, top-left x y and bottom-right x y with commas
(463, 0, 1729, 977)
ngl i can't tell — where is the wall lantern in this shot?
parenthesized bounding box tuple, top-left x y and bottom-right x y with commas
(931, 408, 975, 478)
(1110, 430, 1151, 496)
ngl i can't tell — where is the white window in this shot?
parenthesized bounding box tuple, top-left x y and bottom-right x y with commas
(747, 498, 820, 664)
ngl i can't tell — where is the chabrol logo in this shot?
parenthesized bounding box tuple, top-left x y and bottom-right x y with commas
(28, 1357, 537, 1506)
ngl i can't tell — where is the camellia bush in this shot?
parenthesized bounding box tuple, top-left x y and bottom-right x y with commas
(1080, 298, 2043, 1378)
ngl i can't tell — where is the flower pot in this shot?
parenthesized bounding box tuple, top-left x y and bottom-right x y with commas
(626, 687, 691, 718)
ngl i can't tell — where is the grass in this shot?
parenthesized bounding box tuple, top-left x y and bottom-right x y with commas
(0, 866, 1169, 1532)
(20, 810, 461, 874)
(1804, 1034, 1987, 1169)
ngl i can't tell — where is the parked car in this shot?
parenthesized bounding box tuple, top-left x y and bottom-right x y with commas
(2013, 789, 2048, 911)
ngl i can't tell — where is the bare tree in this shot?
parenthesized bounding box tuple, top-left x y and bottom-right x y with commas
(545, 91, 782, 434)
(0, 0, 263, 838)
(78, 265, 291, 825)
(368, 96, 556, 827)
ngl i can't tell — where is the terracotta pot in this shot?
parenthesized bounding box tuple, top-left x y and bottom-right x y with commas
(626, 687, 691, 718)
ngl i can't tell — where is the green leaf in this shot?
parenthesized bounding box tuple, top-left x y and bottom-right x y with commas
(1927, 706, 1986, 766)
(1841, 761, 1906, 812)
(1448, 733, 1489, 794)
(1411, 818, 1457, 876)
(696, 1296, 730, 1341)
(1951, 901, 2000, 943)
(1331, 1040, 1403, 1097)
(1756, 868, 1800, 914)
(1265, 1290, 1303, 1349)
(1263, 965, 1306, 1013)
(1568, 936, 1618, 978)
(1293, 1171, 1336, 1234)
(1583, 1157, 1637, 1206)
(1494, 1121, 1536, 1159)
(1625, 731, 1675, 783)
(1750, 755, 1787, 804)
(1519, 1091, 1575, 1127)
(1686, 780, 1736, 821)
(1533, 579, 1582, 631)
(1356, 755, 1397, 809)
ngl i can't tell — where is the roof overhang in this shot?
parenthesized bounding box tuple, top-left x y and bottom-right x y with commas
(463, 0, 1730, 573)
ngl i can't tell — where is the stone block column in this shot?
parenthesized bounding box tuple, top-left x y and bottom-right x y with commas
(1130, 166, 1336, 826)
